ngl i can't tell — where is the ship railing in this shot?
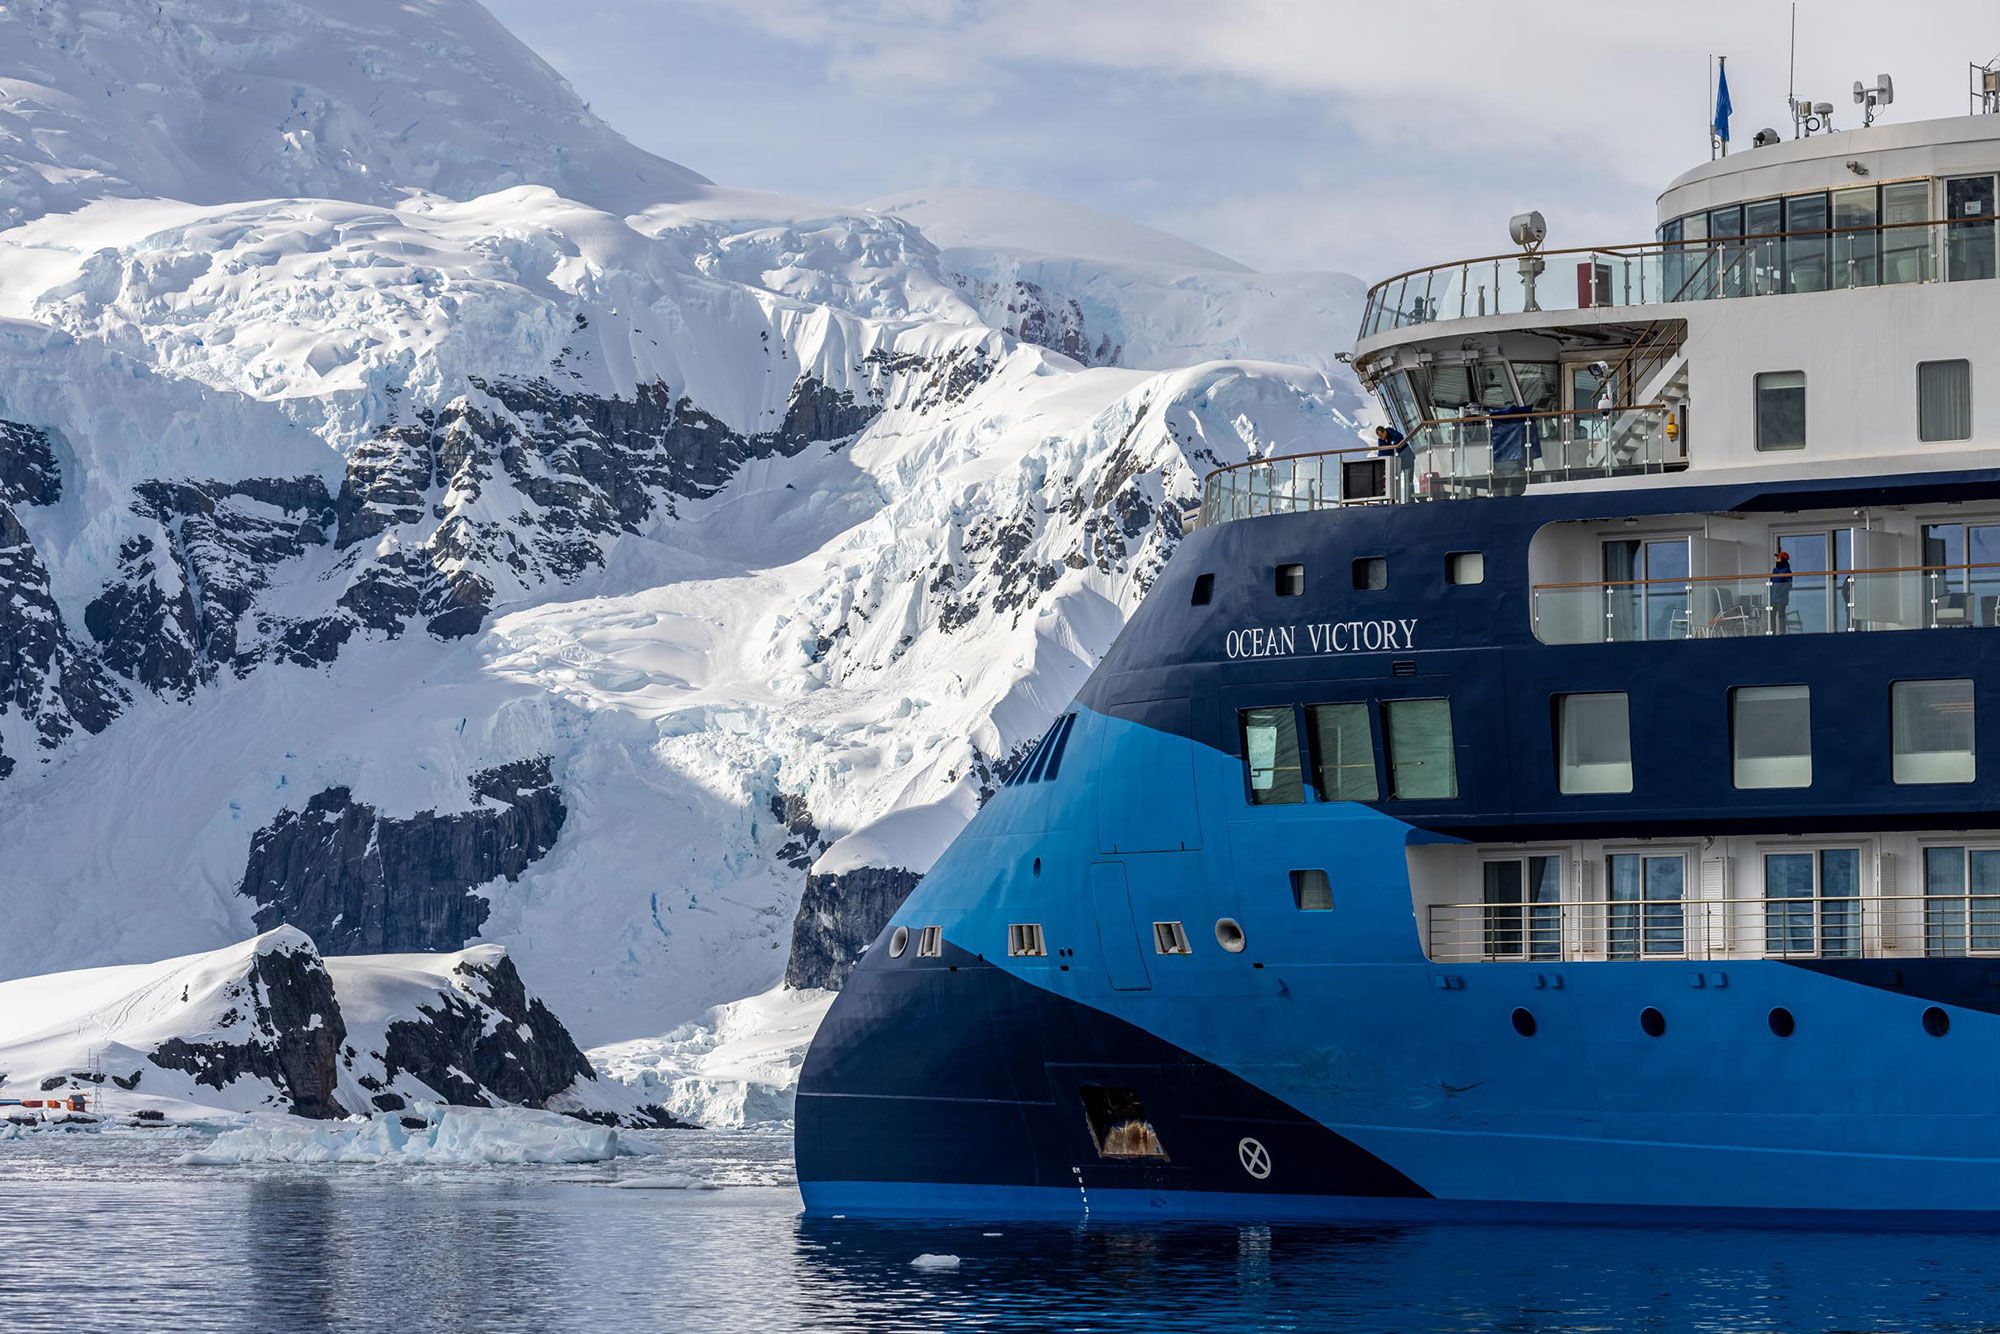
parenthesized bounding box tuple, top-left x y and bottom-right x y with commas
(1426, 893, 1992, 964)
(1359, 216, 1963, 340)
(1532, 560, 2000, 645)
(1403, 405, 1682, 501)
(1195, 443, 1396, 529)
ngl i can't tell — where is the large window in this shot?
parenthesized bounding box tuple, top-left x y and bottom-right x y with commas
(1763, 849, 1861, 958)
(1920, 523, 2000, 627)
(1609, 853, 1684, 959)
(1382, 699, 1457, 800)
(1919, 359, 1972, 443)
(1755, 371, 1807, 450)
(1732, 685, 1812, 789)
(1602, 536, 1691, 641)
(1240, 707, 1304, 804)
(1947, 175, 1997, 283)
(1483, 856, 1561, 960)
(1556, 692, 1632, 794)
(1881, 181, 1932, 284)
(1306, 703, 1378, 801)
(1892, 679, 1976, 784)
(1924, 846, 2000, 956)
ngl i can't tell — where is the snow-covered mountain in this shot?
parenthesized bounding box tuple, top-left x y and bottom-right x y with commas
(0, 0, 1369, 1046)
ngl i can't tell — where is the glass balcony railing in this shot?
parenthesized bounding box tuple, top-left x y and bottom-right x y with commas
(1195, 406, 1683, 527)
(1359, 217, 1957, 339)
(1532, 561, 2000, 645)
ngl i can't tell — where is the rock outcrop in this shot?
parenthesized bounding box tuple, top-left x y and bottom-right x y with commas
(783, 866, 923, 991)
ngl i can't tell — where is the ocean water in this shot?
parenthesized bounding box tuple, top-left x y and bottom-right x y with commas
(7, 1127, 2000, 1333)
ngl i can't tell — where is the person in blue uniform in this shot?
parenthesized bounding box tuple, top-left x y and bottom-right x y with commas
(1373, 424, 1411, 500)
(1769, 549, 1794, 633)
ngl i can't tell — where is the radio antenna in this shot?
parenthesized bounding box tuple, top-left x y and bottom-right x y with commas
(1787, 3, 1799, 136)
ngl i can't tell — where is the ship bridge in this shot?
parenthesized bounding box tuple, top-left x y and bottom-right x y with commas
(1200, 113, 2000, 528)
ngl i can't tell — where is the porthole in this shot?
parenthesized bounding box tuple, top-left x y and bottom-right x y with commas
(1768, 1007, 1795, 1038)
(1639, 1007, 1666, 1038)
(888, 926, 910, 958)
(1214, 918, 1246, 953)
(1924, 1006, 1951, 1038)
(1511, 1007, 1537, 1037)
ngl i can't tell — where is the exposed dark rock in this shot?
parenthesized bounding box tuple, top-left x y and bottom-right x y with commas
(783, 865, 923, 991)
(378, 951, 596, 1108)
(111, 1070, 142, 1091)
(0, 502, 125, 776)
(0, 421, 61, 506)
(146, 936, 349, 1118)
(953, 275, 1119, 366)
(769, 792, 825, 871)
(239, 758, 566, 954)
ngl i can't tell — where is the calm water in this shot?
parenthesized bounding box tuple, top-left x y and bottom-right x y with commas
(8, 1128, 2000, 1333)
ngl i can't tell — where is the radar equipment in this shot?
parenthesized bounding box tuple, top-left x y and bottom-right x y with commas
(1853, 73, 1894, 127)
(1509, 211, 1547, 313)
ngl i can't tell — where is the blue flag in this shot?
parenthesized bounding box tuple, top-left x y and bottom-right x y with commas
(1714, 61, 1733, 143)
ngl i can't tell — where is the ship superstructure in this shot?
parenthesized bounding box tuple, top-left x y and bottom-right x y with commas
(796, 110, 2000, 1222)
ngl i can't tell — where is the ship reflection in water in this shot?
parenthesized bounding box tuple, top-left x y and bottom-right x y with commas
(7, 1132, 2000, 1334)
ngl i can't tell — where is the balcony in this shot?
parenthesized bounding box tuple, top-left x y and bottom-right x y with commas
(1532, 561, 2000, 645)
(1196, 406, 1681, 527)
(1358, 215, 1964, 341)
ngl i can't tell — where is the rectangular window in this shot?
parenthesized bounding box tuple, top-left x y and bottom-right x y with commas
(1446, 551, 1485, 585)
(1275, 563, 1305, 597)
(1764, 849, 1861, 957)
(1007, 923, 1047, 958)
(1240, 706, 1305, 805)
(1382, 699, 1457, 800)
(1881, 180, 1931, 285)
(1152, 921, 1192, 955)
(1290, 868, 1333, 911)
(1832, 185, 1879, 288)
(1783, 192, 1830, 293)
(1306, 703, 1378, 801)
(1919, 359, 1972, 443)
(1482, 856, 1562, 960)
(917, 925, 943, 958)
(1893, 679, 1976, 784)
(1732, 685, 1812, 789)
(1352, 556, 1387, 591)
(1947, 175, 1997, 282)
(1556, 692, 1633, 794)
(1609, 853, 1684, 959)
(1756, 370, 1807, 450)
(1190, 573, 1215, 606)
(1924, 847, 2000, 957)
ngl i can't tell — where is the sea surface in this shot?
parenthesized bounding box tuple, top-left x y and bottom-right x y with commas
(7, 1126, 2000, 1333)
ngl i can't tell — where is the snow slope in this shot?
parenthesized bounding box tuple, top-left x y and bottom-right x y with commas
(0, 0, 1371, 1049)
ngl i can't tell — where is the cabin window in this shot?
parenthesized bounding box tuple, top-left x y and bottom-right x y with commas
(1191, 573, 1215, 606)
(1918, 360, 1972, 442)
(1007, 923, 1047, 957)
(1352, 556, 1387, 591)
(1763, 849, 1861, 958)
(1555, 692, 1633, 794)
(1922, 846, 2000, 956)
(1755, 370, 1807, 450)
(1275, 563, 1305, 597)
(1152, 921, 1193, 955)
(1446, 551, 1485, 585)
(916, 925, 943, 958)
(1290, 868, 1333, 911)
(1482, 856, 1562, 960)
(1306, 703, 1378, 801)
(1382, 699, 1457, 799)
(1240, 706, 1305, 805)
(1892, 679, 1975, 784)
(1608, 853, 1684, 959)
(1732, 685, 1813, 789)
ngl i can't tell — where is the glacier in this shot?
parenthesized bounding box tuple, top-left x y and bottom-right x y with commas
(0, 0, 1369, 1060)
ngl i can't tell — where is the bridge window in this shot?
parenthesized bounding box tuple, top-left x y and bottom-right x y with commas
(1446, 551, 1485, 585)
(1306, 703, 1378, 801)
(1555, 692, 1632, 794)
(1732, 685, 1812, 789)
(1922, 846, 2000, 956)
(1382, 699, 1457, 799)
(1276, 563, 1305, 597)
(1892, 679, 1975, 784)
(1946, 175, 1998, 282)
(1191, 573, 1215, 606)
(1609, 853, 1684, 959)
(1918, 359, 1972, 443)
(1352, 556, 1387, 591)
(1763, 849, 1860, 957)
(1755, 370, 1807, 450)
(1240, 707, 1306, 805)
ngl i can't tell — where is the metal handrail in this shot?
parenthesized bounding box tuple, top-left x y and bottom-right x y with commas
(1200, 441, 1390, 484)
(1534, 559, 2000, 593)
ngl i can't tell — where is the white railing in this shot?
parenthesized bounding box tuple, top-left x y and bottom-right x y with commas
(1427, 894, 1999, 964)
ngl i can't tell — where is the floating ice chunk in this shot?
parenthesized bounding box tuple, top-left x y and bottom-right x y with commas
(177, 1107, 621, 1166)
(910, 1253, 961, 1270)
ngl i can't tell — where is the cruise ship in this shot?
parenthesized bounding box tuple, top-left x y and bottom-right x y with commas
(796, 100, 2000, 1223)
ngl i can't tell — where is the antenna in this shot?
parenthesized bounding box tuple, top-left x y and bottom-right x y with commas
(1975, 54, 2000, 115)
(1787, 3, 1798, 136)
(1853, 73, 1894, 126)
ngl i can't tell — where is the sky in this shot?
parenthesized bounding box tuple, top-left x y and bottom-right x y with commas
(487, 0, 2000, 281)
